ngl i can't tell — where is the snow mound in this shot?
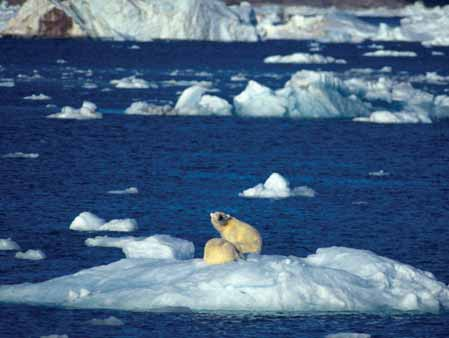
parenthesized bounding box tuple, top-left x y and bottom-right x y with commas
(125, 102, 173, 116)
(2, 152, 39, 159)
(264, 53, 347, 64)
(0, 238, 20, 251)
(107, 187, 139, 194)
(47, 101, 102, 120)
(363, 50, 417, 57)
(110, 76, 154, 89)
(70, 212, 137, 232)
(0, 245, 448, 313)
(85, 235, 194, 260)
(88, 316, 124, 326)
(353, 111, 431, 124)
(239, 173, 316, 199)
(23, 94, 51, 100)
(15, 250, 46, 261)
(174, 85, 232, 116)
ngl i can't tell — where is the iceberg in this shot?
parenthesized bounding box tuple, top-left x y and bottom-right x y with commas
(47, 101, 102, 120)
(2, 152, 39, 159)
(264, 53, 347, 64)
(70, 212, 138, 232)
(239, 173, 316, 199)
(85, 235, 194, 260)
(0, 245, 448, 313)
(0, 238, 20, 251)
(15, 249, 46, 261)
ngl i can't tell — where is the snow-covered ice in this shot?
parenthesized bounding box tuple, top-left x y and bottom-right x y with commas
(363, 50, 417, 57)
(107, 187, 139, 194)
(70, 212, 138, 232)
(239, 173, 316, 199)
(0, 245, 448, 313)
(110, 76, 154, 89)
(125, 102, 173, 116)
(0, 239, 20, 251)
(85, 235, 195, 260)
(47, 101, 102, 120)
(2, 152, 39, 159)
(264, 53, 347, 64)
(15, 250, 46, 261)
(174, 85, 232, 116)
(353, 111, 431, 124)
(88, 316, 124, 326)
(23, 93, 51, 100)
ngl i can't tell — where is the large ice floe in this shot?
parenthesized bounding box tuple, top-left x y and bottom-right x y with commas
(47, 101, 102, 120)
(264, 53, 347, 64)
(0, 239, 448, 313)
(239, 173, 316, 199)
(70, 212, 138, 233)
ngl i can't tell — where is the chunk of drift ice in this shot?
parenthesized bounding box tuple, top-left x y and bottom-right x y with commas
(47, 101, 102, 120)
(363, 50, 417, 57)
(353, 111, 431, 124)
(70, 212, 138, 232)
(0, 246, 448, 313)
(23, 93, 51, 100)
(325, 334, 371, 338)
(125, 102, 172, 115)
(107, 187, 139, 194)
(239, 173, 316, 199)
(40, 335, 68, 338)
(264, 53, 347, 64)
(88, 316, 124, 326)
(174, 85, 232, 116)
(110, 76, 155, 89)
(0, 238, 20, 251)
(369, 170, 389, 177)
(2, 152, 39, 159)
(15, 249, 46, 260)
(85, 235, 194, 260)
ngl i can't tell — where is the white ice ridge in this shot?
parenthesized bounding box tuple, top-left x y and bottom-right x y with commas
(363, 50, 417, 57)
(264, 53, 347, 64)
(23, 93, 51, 100)
(107, 187, 139, 195)
(0, 238, 20, 251)
(15, 249, 46, 260)
(85, 235, 195, 260)
(0, 245, 448, 313)
(47, 101, 102, 120)
(110, 76, 154, 89)
(70, 212, 138, 232)
(2, 152, 39, 159)
(239, 173, 316, 199)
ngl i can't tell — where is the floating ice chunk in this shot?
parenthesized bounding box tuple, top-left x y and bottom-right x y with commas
(0, 238, 20, 251)
(23, 93, 51, 100)
(70, 212, 138, 232)
(325, 334, 371, 338)
(368, 170, 390, 177)
(363, 50, 417, 57)
(110, 76, 154, 89)
(264, 53, 347, 64)
(432, 51, 444, 56)
(0, 78, 14, 87)
(125, 102, 173, 116)
(411, 72, 449, 85)
(353, 111, 432, 124)
(56, 59, 67, 64)
(161, 80, 213, 88)
(47, 101, 102, 120)
(230, 73, 247, 82)
(88, 316, 124, 326)
(1, 245, 448, 312)
(82, 82, 98, 89)
(40, 335, 68, 338)
(174, 85, 232, 116)
(239, 173, 316, 199)
(107, 187, 139, 194)
(85, 235, 195, 260)
(15, 250, 46, 260)
(129, 45, 141, 50)
(2, 152, 39, 159)
(234, 81, 287, 117)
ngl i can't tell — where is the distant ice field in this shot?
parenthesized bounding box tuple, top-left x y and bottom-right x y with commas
(0, 38, 449, 337)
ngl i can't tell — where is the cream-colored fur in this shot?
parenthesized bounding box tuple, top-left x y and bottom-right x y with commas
(210, 211, 262, 254)
(203, 238, 239, 265)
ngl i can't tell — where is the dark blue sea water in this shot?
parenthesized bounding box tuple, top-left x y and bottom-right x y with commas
(1, 38, 449, 337)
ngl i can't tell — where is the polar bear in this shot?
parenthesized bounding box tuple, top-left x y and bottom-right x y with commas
(210, 211, 262, 255)
(203, 238, 240, 265)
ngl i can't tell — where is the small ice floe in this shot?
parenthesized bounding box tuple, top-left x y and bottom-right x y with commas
(264, 53, 347, 64)
(17, 71, 42, 81)
(15, 249, 46, 260)
(88, 316, 124, 326)
(125, 102, 173, 116)
(23, 93, 51, 100)
(2, 152, 39, 159)
(363, 50, 417, 57)
(0, 78, 14, 87)
(174, 85, 232, 116)
(411, 72, 449, 85)
(230, 73, 247, 82)
(40, 335, 68, 338)
(352, 201, 368, 205)
(161, 80, 212, 88)
(325, 333, 371, 338)
(239, 173, 316, 199)
(353, 111, 431, 124)
(56, 59, 68, 64)
(367, 43, 384, 49)
(70, 211, 138, 232)
(110, 76, 155, 89)
(129, 44, 141, 50)
(0, 238, 20, 251)
(369, 170, 390, 177)
(47, 101, 102, 120)
(82, 82, 98, 89)
(107, 187, 139, 194)
(432, 51, 444, 56)
(85, 235, 194, 260)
